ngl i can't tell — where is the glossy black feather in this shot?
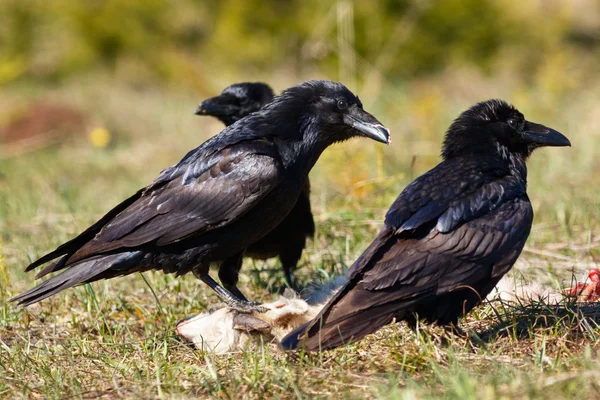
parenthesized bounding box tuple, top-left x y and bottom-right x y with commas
(13, 80, 388, 307)
(281, 99, 569, 351)
(197, 82, 315, 287)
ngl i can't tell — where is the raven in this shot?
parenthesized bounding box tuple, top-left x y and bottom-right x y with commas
(12, 80, 390, 313)
(281, 99, 570, 350)
(195, 82, 275, 126)
(195, 82, 315, 289)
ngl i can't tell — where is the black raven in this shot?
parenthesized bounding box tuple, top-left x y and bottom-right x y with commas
(194, 82, 275, 126)
(195, 82, 315, 289)
(281, 99, 570, 350)
(12, 80, 390, 313)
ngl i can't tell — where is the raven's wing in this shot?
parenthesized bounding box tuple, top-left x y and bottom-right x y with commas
(347, 158, 517, 278)
(383, 158, 508, 233)
(29, 139, 284, 274)
(281, 163, 532, 351)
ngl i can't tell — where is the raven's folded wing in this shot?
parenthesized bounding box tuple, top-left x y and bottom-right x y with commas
(69, 142, 283, 260)
(28, 139, 284, 274)
(384, 158, 509, 232)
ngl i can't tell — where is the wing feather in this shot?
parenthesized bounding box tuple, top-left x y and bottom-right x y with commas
(66, 140, 283, 262)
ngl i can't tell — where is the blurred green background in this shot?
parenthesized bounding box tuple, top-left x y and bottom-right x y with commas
(0, 0, 598, 279)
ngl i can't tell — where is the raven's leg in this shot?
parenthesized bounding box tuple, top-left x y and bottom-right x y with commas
(279, 244, 303, 290)
(444, 319, 466, 337)
(193, 262, 266, 314)
(199, 274, 266, 313)
(218, 252, 249, 301)
(405, 315, 418, 333)
(218, 252, 267, 312)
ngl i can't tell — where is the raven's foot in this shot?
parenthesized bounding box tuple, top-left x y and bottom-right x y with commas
(444, 323, 466, 337)
(283, 267, 300, 292)
(196, 273, 267, 313)
(229, 299, 268, 314)
(207, 302, 227, 313)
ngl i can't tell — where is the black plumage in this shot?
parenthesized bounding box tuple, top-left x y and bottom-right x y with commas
(195, 82, 275, 126)
(281, 99, 571, 351)
(195, 82, 315, 288)
(12, 80, 390, 312)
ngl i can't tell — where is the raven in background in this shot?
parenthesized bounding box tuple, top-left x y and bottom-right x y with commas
(12, 80, 390, 313)
(195, 82, 275, 126)
(195, 82, 315, 289)
(281, 99, 570, 350)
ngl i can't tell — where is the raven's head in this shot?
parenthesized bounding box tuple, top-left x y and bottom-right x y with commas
(269, 80, 390, 146)
(195, 82, 275, 126)
(442, 99, 570, 160)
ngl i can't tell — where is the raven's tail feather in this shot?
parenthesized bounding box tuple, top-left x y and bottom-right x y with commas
(280, 304, 401, 351)
(279, 322, 310, 350)
(24, 189, 144, 273)
(280, 293, 422, 352)
(34, 254, 71, 279)
(11, 251, 144, 307)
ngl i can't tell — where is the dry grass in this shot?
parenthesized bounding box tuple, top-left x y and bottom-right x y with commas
(1, 281, 600, 399)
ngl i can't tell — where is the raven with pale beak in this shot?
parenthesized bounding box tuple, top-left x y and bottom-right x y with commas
(13, 80, 390, 313)
(195, 82, 315, 289)
(281, 99, 570, 350)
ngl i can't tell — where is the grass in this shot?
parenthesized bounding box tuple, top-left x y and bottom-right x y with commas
(0, 74, 599, 399)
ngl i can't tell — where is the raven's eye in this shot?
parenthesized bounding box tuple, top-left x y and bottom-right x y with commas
(507, 118, 519, 129)
(337, 100, 348, 110)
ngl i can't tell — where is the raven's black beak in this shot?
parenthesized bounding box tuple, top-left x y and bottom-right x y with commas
(523, 122, 571, 147)
(194, 94, 238, 116)
(344, 107, 391, 144)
